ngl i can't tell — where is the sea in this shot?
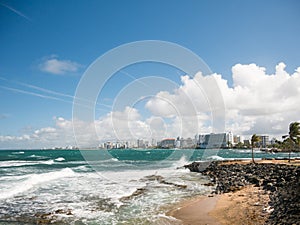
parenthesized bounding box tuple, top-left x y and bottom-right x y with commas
(0, 148, 299, 225)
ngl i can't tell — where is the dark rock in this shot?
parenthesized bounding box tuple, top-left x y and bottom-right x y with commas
(183, 160, 300, 225)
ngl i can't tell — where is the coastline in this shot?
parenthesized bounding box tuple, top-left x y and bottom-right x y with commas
(168, 185, 269, 225)
(167, 159, 300, 225)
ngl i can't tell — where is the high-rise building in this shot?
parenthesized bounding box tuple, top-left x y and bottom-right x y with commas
(227, 131, 234, 145)
(158, 138, 175, 148)
(137, 139, 145, 148)
(179, 137, 195, 148)
(233, 135, 241, 145)
(195, 133, 228, 148)
(258, 135, 269, 148)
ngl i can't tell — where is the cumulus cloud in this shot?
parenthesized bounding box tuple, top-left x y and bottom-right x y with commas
(1, 62, 300, 148)
(145, 62, 300, 138)
(39, 56, 83, 75)
(0, 118, 76, 149)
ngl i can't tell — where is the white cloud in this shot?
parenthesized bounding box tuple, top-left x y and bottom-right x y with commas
(1, 62, 300, 148)
(39, 56, 82, 75)
(145, 62, 300, 138)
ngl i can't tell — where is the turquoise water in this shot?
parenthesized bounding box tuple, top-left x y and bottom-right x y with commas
(0, 149, 299, 224)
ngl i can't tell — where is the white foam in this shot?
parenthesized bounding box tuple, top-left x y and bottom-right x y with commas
(75, 165, 90, 171)
(41, 159, 55, 165)
(207, 155, 224, 160)
(0, 174, 31, 181)
(11, 151, 24, 154)
(111, 158, 118, 162)
(172, 155, 189, 168)
(0, 160, 38, 167)
(0, 168, 76, 200)
(55, 157, 65, 162)
(0, 159, 56, 167)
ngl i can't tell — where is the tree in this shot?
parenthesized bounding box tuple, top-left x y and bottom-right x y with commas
(251, 134, 261, 163)
(283, 122, 300, 162)
(227, 141, 233, 148)
(282, 138, 293, 161)
(235, 142, 244, 149)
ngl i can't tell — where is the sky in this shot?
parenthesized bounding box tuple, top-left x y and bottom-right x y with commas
(0, 0, 300, 148)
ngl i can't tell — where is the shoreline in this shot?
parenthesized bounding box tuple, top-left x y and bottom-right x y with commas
(167, 195, 220, 225)
(167, 185, 269, 225)
(167, 159, 300, 225)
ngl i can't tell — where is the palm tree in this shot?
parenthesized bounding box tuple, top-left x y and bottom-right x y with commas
(251, 134, 261, 163)
(283, 122, 300, 162)
(282, 138, 294, 161)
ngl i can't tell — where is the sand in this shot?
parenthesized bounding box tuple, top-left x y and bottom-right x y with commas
(166, 159, 297, 225)
(168, 195, 220, 225)
(220, 158, 300, 166)
(168, 185, 270, 225)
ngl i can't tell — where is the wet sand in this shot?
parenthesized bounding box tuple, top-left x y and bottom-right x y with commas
(168, 195, 219, 225)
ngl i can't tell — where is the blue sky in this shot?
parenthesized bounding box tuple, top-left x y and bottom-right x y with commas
(0, 0, 300, 148)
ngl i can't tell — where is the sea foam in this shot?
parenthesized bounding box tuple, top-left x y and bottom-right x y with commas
(55, 157, 65, 162)
(0, 168, 75, 200)
(208, 155, 225, 160)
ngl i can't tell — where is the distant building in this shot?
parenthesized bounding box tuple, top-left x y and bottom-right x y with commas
(258, 135, 269, 148)
(195, 133, 228, 149)
(105, 142, 112, 149)
(151, 139, 157, 147)
(137, 139, 145, 148)
(243, 140, 250, 147)
(159, 138, 175, 148)
(179, 137, 195, 148)
(227, 131, 234, 145)
(233, 135, 241, 145)
(270, 138, 277, 146)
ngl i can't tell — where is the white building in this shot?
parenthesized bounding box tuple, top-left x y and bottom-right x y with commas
(195, 133, 229, 149)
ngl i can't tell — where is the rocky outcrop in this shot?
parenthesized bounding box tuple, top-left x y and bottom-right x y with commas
(184, 161, 300, 225)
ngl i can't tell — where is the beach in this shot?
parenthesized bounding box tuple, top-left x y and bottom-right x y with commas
(168, 159, 300, 225)
(168, 185, 269, 225)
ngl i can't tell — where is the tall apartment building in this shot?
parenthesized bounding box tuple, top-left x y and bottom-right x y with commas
(195, 133, 229, 149)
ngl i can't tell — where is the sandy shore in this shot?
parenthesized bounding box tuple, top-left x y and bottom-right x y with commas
(168, 185, 270, 225)
(167, 195, 219, 225)
(220, 158, 300, 166)
(168, 159, 300, 225)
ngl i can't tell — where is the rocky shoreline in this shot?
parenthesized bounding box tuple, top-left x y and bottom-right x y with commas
(184, 160, 300, 225)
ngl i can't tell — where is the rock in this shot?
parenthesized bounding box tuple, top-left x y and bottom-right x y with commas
(183, 160, 300, 225)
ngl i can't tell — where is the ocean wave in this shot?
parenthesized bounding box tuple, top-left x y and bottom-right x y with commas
(0, 168, 76, 200)
(54, 157, 65, 162)
(0, 160, 39, 168)
(40, 159, 55, 165)
(11, 151, 25, 154)
(0, 159, 55, 168)
(27, 154, 46, 158)
(172, 156, 189, 168)
(0, 174, 31, 181)
(73, 165, 94, 172)
(110, 158, 119, 162)
(207, 155, 224, 160)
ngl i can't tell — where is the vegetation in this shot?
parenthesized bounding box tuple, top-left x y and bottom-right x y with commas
(251, 134, 261, 163)
(282, 122, 300, 162)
